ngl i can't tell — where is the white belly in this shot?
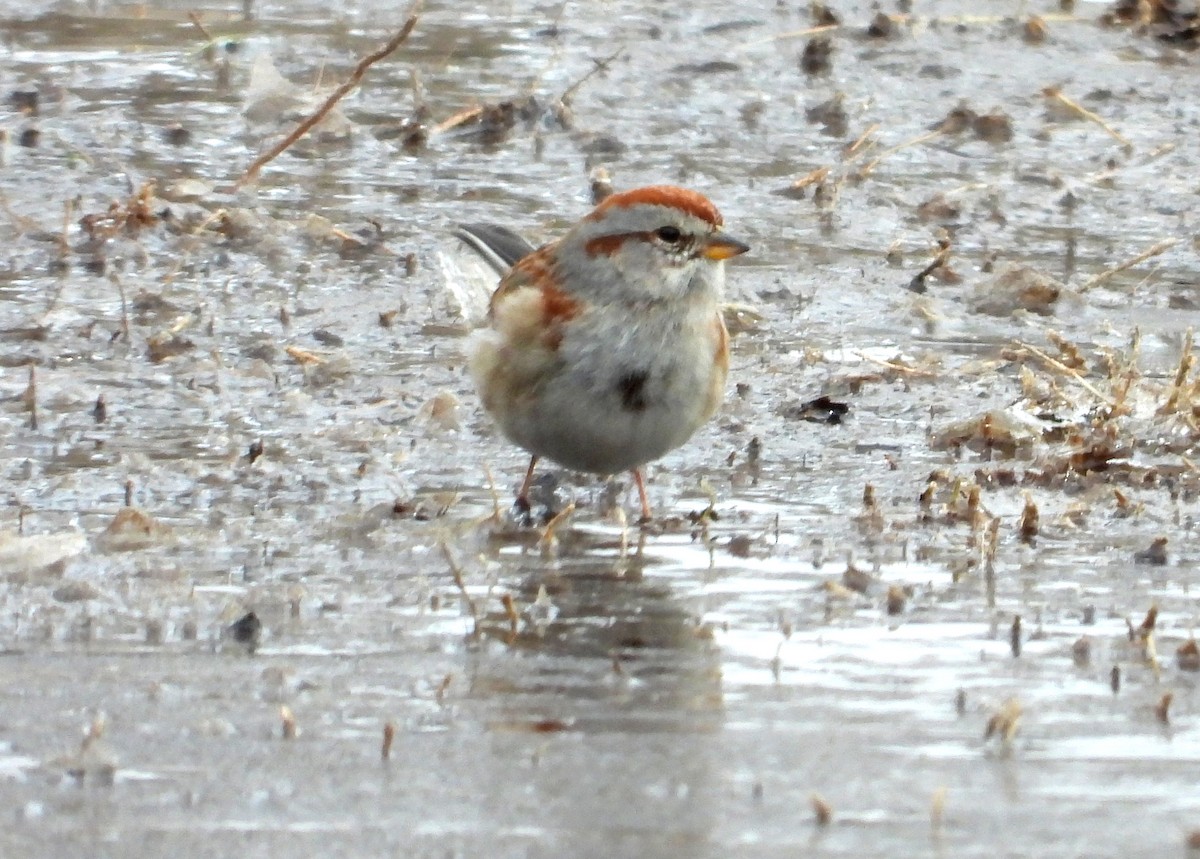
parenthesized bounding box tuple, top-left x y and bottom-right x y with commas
(470, 301, 725, 475)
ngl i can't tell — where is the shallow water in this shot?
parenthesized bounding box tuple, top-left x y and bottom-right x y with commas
(2, 1, 1200, 856)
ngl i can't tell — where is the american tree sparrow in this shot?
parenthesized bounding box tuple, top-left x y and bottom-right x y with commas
(459, 185, 749, 521)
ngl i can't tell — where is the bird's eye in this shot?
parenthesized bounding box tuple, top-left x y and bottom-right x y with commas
(655, 226, 683, 244)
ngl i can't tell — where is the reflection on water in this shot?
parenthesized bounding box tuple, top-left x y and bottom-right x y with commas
(3, 1, 1200, 856)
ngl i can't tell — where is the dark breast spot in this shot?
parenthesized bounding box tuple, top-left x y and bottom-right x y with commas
(616, 370, 649, 412)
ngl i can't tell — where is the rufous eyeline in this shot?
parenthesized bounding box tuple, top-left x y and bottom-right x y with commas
(463, 185, 749, 521)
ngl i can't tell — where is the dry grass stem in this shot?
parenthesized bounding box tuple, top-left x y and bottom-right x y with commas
(853, 351, 937, 378)
(784, 166, 831, 194)
(431, 104, 485, 136)
(1079, 239, 1178, 292)
(436, 673, 453, 704)
(483, 464, 503, 521)
(1155, 692, 1173, 724)
(745, 23, 839, 48)
(237, 7, 422, 187)
(538, 502, 576, 552)
(558, 48, 624, 109)
(1043, 86, 1132, 149)
(280, 705, 297, 740)
(381, 722, 395, 759)
(1015, 342, 1116, 405)
(930, 787, 947, 829)
(1157, 328, 1194, 415)
(811, 792, 833, 826)
(1018, 492, 1039, 545)
(439, 542, 479, 633)
(858, 128, 945, 177)
(983, 517, 1000, 610)
(843, 123, 881, 160)
(501, 592, 519, 636)
(59, 198, 73, 253)
(187, 11, 215, 42)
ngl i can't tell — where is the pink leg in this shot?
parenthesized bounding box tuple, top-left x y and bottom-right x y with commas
(632, 468, 652, 522)
(517, 455, 539, 507)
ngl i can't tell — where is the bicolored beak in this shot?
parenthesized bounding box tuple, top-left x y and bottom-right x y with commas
(701, 231, 751, 261)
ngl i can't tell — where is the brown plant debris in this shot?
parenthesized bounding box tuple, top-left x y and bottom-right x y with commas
(800, 36, 833, 74)
(1024, 15, 1048, 43)
(1072, 636, 1091, 667)
(1176, 639, 1200, 671)
(811, 793, 833, 826)
(1017, 493, 1039, 545)
(970, 265, 1064, 317)
(916, 193, 960, 223)
(1155, 692, 1173, 724)
(280, 705, 297, 740)
(780, 395, 850, 425)
(933, 410, 1040, 457)
(774, 166, 832, 200)
(906, 238, 956, 293)
(147, 330, 196, 363)
(98, 506, 173, 551)
(984, 697, 1022, 743)
(1101, 0, 1200, 45)
(842, 561, 875, 595)
(930, 787, 947, 829)
(866, 12, 898, 38)
(811, 4, 841, 25)
(934, 105, 1014, 143)
(62, 715, 118, 785)
(285, 345, 325, 366)
(1134, 537, 1168, 566)
(886, 585, 908, 616)
(225, 610, 262, 652)
(806, 93, 847, 137)
(79, 180, 160, 242)
(589, 166, 614, 203)
(1047, 330, 1087, 371)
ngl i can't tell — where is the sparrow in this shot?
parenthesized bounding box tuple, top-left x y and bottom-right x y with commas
(459, 185, 749, 521)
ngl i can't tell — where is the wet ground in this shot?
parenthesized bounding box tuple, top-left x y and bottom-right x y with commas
(3, 0, 1200, 855)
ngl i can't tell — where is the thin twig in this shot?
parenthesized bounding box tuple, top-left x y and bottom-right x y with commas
(236, 7, 422, 187)
(1079, 238, 1177, 292)
(559, 49, 623, 107)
